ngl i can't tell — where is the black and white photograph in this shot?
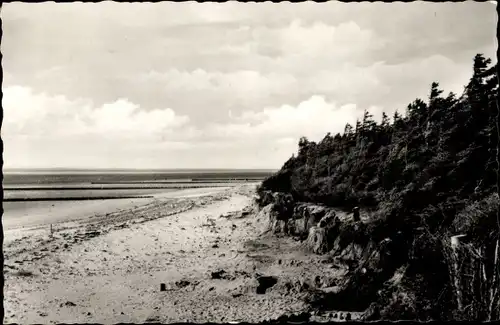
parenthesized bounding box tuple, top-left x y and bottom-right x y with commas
(1, 1, 499, 323)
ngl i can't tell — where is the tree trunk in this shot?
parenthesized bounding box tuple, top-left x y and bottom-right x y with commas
(487, 239, 500, 321)
(480, 246, 487, 318)
(451, 235, 466, 313)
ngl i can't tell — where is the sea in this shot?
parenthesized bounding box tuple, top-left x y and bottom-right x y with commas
(3, 168, 273, 201)
(1, 168, 273, 229)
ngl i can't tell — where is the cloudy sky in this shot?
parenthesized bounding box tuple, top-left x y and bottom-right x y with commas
(1, 2, 497, 169)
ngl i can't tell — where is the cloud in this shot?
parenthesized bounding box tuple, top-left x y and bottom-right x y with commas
(206, 95, 377, 144)
(1, 2, 496, 169)
(3, 2, 494, 129)
(128, 54, 470, 129)
(261, 20, 385, 60)
(2, 86, 190, 140)
(137, 69, 297, 102)
(2, 86, 198, 169)
(188, 95, 384, 168)
(2, 86, 375, 169)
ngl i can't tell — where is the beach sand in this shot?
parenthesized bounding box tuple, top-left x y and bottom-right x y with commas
(4, 184, 357, 323)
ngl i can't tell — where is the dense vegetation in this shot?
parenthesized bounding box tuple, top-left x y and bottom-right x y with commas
(258, 54, 499, 320)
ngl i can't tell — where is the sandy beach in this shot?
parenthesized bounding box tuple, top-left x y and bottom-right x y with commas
(4, 184, 357, 323)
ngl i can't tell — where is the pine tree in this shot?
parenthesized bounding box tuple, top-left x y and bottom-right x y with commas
(344, 123, 353, 137)
(393, 110, 403, 126)
(381, 112, 390, 129)
(429, 82, 444, 103)
(355, 119, 362, 135)
(362, 109, 377, 133)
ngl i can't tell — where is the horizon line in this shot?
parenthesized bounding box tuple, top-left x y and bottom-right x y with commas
(3, 167, 278, 171)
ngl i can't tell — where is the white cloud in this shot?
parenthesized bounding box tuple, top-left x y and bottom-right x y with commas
(2, 86, 190, 140)
(274, 20, 384, 58)
(201, 20, 383, 62)
(206, 95, 377, 144)
(138, 69, 297, 100)
(2, 86, 198, 169)
(2, 86, 379, 168)
(373, 54, 472, 95)
(90, 99, 189, 138)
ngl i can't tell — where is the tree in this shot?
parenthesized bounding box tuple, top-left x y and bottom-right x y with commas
(381, 112, 390, 129)
(362, 109, 377, 133)
(298, 136, 310, 158)
(393, 110, 402, 125)
(407, 98, 428, 127)
(344, 123, 354, 137)
(429, 82, 444, 103)
(355, 119, 362, 135)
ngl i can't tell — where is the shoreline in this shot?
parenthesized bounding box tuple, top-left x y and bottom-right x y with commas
(2, 186, 241, 231)
(4, 184, 359, 323)
(3, 196, 156, 202)
(3, 183, 251, 190)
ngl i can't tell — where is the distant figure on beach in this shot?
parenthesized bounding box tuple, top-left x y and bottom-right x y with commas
(352, 206, 360, 222)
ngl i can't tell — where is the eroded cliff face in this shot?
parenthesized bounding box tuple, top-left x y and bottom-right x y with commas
(254, 191, 412, 319)
(256, 191, 368, 255)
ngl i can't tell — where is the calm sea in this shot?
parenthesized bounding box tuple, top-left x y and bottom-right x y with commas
(3, 169, 273, 201)
(1, 169, 271, 229)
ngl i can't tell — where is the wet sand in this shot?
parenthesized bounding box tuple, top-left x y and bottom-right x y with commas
(2, 186, 237, 231)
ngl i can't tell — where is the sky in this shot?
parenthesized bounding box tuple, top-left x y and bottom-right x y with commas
(1, 2, 497, 169)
